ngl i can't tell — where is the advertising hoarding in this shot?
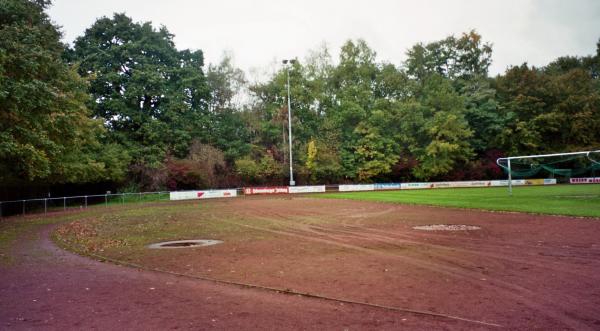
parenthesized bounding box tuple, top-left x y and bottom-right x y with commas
(170, 189, 237, 201)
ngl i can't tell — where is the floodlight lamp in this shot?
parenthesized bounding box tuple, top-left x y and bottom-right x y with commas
(282, 59, 288, 64)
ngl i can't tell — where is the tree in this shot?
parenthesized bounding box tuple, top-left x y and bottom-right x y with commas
(72, 13, 210, 165)
(327, 40, 379, 180)
(458, 77, 502, 154)
(544, 40, 600, 79)
(495, 63, 600, 154)
(165, 141, 227, 190)
(405, 30, 492, 81)
(0, 0, 129, 184)
(354, 110, 399, 181)
(206, 52, 247, 112)
(248, 50, 331, 183)
(394, 76, 473, 180)
(305, 139, 317, 183)
(234, 151, 283, 185)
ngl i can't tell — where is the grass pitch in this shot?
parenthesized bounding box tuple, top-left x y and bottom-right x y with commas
(319, 184, 600, 218)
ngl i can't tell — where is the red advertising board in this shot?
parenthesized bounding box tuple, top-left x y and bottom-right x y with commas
(243, 187, 289, 195)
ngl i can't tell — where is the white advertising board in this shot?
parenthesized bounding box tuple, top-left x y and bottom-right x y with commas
(288, 186, 326, 194)
(170, 189, 237, 201)
(374, 183, 402, 190)
(489, 180, 526, 187)
(401, 179, 556, 190)
(443, 181, 490, 188)
(338, 184, 375, 192)
(490, 179, 556, 186)
(400, 182, 432, 190)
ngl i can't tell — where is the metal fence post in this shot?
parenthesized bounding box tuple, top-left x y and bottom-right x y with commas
(105, 194, 108, 207)
(85, 196, 88, 208)
(44, 199, 47, 214)
(22, 200, 25, 215)
(63, 197, 66, 211)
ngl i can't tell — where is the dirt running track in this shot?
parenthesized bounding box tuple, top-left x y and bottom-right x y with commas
(0, 223, 475, 330)
(2, 197, 600, 330)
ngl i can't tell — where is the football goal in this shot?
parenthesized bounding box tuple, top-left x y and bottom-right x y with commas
(496, 150, 600, 194)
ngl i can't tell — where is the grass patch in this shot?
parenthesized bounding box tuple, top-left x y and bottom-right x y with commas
(318, 184, 600, 218)
(0, 201, 173, 264)
(53, 201, 270, 262)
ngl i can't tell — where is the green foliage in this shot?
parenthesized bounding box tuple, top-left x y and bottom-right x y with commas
(0, 0, 128, 184)
(71, 13, 210, 164)
(354, 110, 399, 181)
(305, 139, 317, 183)
(406, 30, 492, 81)
(207, 52, 247, 112)
(495, 64, 600, 155)
(2, 2, 599, 193)
(234, 152, 283, 184)
(234, 157, 260, 182)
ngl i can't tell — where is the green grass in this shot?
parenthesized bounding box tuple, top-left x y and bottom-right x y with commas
(52, 201, 271, 263)
(318, 184, 600, 218)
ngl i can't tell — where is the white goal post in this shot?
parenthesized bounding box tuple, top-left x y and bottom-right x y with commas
(496, 150, 600, 195)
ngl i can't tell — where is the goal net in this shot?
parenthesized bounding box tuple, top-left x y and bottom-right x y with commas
(496, 150, 600, 194)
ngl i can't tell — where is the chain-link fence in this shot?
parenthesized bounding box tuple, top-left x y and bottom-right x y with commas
(0, 191, 170, 218)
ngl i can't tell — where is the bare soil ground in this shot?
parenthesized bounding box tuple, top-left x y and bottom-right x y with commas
(0, 224, 457, 330)
(3, 196, 600, 330)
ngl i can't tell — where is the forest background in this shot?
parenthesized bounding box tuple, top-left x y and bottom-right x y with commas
(1, 0, 599, 199)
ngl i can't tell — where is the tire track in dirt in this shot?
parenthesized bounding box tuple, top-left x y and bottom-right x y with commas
(303, 223, 600, 322)
(238, 199, 600, 278)
(324, 224, 600, 281)
(304, 222, 600, 328)
(387, 227, 600, 264)
(219, 218, 580, 329)
(221, 200, 599, 329)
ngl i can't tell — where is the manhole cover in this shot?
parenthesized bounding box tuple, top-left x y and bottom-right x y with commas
(412, 224, 481, 231)
(147, 239, 223, 249)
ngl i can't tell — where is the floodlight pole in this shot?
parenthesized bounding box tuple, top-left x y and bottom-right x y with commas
(283, 59, 296, 186)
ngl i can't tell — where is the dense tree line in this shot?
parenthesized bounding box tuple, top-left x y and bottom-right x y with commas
(1, 0, 599, 196)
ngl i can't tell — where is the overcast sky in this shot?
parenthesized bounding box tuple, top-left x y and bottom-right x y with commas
(48, 0, 600, 79)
